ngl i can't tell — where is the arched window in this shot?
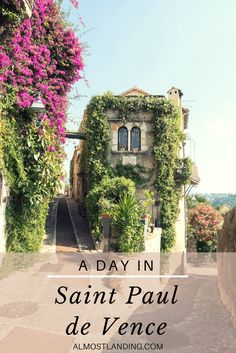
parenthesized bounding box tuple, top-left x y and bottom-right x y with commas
(131, 127, 141, 150)
(118, 127, 128, 151)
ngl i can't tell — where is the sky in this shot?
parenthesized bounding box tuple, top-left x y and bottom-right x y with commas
(63, 0, 236, 193)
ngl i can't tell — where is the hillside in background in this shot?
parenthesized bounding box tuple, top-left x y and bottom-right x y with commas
(200, 193, 236, 208)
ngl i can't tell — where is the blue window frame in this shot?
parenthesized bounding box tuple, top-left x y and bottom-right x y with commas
(118, 126, 128, 150)
(131, 127, 141, 150)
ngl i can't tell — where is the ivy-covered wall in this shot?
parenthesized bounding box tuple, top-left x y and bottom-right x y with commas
(79, 92, 192, 252)
(0, 0, 83, 251)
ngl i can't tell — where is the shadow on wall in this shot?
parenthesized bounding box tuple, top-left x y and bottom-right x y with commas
(218, 207, 236, 327)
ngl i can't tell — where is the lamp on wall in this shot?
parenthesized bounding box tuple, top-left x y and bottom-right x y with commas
(30, 95, 45, 113)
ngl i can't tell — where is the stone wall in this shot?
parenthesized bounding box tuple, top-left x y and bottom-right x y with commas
(107, 109, 158, 222)
(144, 228, 161, 253)
(218, 207, 236, 326)
(107, 110, 155, 197)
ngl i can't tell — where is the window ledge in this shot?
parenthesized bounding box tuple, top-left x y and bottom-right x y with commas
(111, 150, 148, 154)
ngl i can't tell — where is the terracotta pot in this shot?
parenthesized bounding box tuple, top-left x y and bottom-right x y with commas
(100, 213, 111, 219)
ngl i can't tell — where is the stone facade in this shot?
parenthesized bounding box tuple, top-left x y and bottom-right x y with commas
(107, 109, 156, 200)
(71, 86, 195, 253)
(71, 145, 82, 200)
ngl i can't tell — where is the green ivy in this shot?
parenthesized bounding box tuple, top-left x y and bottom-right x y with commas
(113, 163, 148, 187)
(0, 4, 24, 23)
(84, 96, 111, 188)
(0, 91, 63, 252)
(82, 92, 192, 252)
(6, 199, 49, 252)
(174, 157, 193, 188)
(86, 176, 136, 241)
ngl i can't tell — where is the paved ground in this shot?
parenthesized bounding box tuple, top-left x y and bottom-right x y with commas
(56, 197, 78, 252)
(55, 197, 95, 252)
(0, 257, 236, 353)
(67, 198, 95, 251)
(42, 199, 58, 252)
(103, 267, 236, 353)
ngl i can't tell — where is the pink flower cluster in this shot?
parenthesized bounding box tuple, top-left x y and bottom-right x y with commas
(70, 0, 79, 9)
(0, 0, 83, 144)
(188, 204, 223, 242)
(0, 50, 11, 85)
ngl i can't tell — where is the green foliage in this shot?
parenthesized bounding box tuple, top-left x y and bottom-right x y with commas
(113, 163, 148, 187)
(6, 199, 49, 252)
(112, 193, 145, 252)
(84, 95, 111, 188)
(186, 194, 210, 210)
(189, 193, 236, 210)
(200, 193, 236, 209)
(0, 0, 83, 252)
(0, 3, 24, 24)
(82, 93, 192, 252)
(215, 204, 230, 216)
(141, 189, 155, 210)
(140, 189, 155, 222)
(0, 92, 63, 251)
(86, 176, 135, 239)
(175, 157, 193, 187)
(152, 101, 189, 251)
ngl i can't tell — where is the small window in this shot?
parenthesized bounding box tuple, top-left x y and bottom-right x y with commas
(118, 126, 128, 151)
(131, 127, 141, 151)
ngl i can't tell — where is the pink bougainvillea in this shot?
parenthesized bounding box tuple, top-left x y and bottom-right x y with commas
(70, 0, 79, 9)
(0, 0, 83, 143)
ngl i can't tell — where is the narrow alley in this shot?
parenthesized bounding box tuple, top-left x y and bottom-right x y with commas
(56, 198, 78, 252)
(55, 197, 95, 252)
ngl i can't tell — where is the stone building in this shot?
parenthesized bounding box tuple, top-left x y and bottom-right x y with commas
(71, 87, 199, 252)
(71, 112, 87, 201)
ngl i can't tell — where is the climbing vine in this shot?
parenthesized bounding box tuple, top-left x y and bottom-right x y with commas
(113, 163, 149, 187)
(0, 0, 83, 251)
(82, 93, 192, 251)
(84, 95, 111, 188)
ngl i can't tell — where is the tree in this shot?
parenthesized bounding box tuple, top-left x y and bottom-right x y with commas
(215, 204, 230, 216)
(186, 194, 209, 210)
(188, 204, 223, 252)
